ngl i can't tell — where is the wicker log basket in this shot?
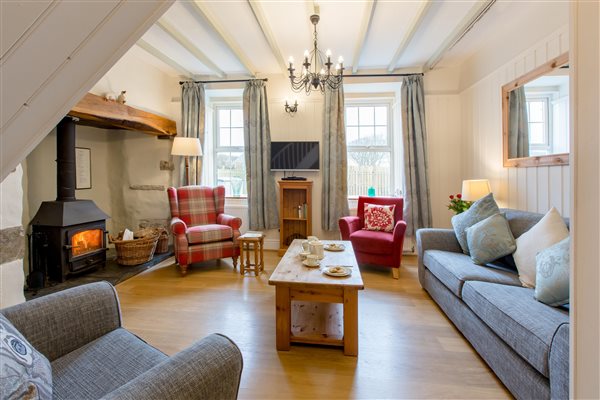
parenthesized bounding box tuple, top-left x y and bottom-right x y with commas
(109, 229, 159, 266)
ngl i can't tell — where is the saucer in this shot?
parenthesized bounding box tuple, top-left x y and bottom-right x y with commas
(325, 243, 345, 252)
(302, 260, 320, 268)
(323, 266, 352, 277)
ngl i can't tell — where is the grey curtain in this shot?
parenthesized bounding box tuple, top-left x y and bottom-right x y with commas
(508, 87, 530, 158)
(243, 80, 279, 230)
(322, 85, 349, 232)
(401, 75, 432, 237)
(180, 82, 205, 186)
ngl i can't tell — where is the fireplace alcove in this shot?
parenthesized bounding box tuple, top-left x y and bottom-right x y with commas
(29, 94, 177, 286)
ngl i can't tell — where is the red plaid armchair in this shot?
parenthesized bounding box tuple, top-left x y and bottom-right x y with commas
(167, 186, 241, 275)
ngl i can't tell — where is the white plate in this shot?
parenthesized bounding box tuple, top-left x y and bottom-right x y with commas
(302, 260, 321, 268)
(324, 243, 345, 252)
(323, 266, 352, 277)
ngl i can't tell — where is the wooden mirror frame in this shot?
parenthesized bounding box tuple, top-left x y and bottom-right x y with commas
(502, 52, 570, 167)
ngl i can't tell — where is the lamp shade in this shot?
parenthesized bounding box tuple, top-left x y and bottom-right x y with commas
(171, 137, 202, 156)
(461, 179, 491, 201)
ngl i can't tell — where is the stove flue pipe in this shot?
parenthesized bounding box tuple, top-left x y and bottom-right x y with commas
(56, 116, 77, 201)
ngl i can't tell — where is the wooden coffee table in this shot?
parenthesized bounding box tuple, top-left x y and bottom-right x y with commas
(268, 239, 364, 356)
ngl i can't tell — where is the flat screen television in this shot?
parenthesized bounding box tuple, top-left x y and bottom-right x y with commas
(270, 141, 319, 171)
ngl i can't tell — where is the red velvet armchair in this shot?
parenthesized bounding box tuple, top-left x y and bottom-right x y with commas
(167, 186, 241, 275)
(339, 196, 407, 279)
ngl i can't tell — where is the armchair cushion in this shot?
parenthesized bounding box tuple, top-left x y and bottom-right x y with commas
(52, 328, 167, 400)
(187, 224, 233, 245)
(0, 314, 52, 400)
(349, 229, 394, 254)
(363, 203, 396, 232)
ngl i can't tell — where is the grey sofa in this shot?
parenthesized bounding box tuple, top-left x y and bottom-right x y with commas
(0, 282, 243, 400)
(417, 209, 569, 400)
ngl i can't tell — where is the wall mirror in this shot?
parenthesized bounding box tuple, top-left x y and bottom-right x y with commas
(502, 53, 569, 167)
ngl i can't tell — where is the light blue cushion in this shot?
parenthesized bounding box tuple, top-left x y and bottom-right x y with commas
(451, 192, 500, 254)
(466, 213, 516, 265)
(535, 237, 570, 306)
(0, 314, 52, 399)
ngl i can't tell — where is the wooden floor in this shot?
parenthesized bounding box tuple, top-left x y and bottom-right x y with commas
(116, 252, 511, 399)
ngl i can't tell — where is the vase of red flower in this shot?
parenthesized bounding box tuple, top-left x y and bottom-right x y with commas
(448, 193, 472, 214)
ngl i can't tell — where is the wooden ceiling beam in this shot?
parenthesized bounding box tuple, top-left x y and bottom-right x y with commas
(247, 1, 289, 76)
(69, 93, 177, 137)
(156, 19, 226, 78)
(351, 1, 377, 74)
(136, 39, 193, 78)
(184, 1, 257, 76)
(424, 0, 496, 71)
(387, 0, 432, 72)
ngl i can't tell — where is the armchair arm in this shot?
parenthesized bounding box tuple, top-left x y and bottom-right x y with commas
(392, 220, 407, 243)
(217, 214, 242, 231)
(339, 216, 361, 240)
(170, 217, 187, 235)
(102, 334, 243, 400)
(416, 228, 462, 287)
(0, 281, 121, 361)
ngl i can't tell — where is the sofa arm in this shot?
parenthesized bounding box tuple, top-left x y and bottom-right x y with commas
(217, 213, 242, 231)
(416, 228, 462, 288)
(339, 216, 360, 240)
(102, 334, 243, 400)
(0, 281, 121, 361)
(170, 217, 187, 235)
(549, 323, 569, 400)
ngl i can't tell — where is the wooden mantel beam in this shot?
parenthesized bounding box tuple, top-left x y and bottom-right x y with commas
(68, 93, 177, 137)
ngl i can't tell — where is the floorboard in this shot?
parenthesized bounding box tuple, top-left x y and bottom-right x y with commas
(116, 252, 511, 399)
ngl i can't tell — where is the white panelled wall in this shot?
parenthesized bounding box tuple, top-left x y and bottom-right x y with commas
(460, 27, 570, 217)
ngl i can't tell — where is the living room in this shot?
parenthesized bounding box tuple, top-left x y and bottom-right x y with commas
(0, 1, 598, 399)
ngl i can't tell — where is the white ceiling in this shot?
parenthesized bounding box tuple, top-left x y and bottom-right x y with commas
(135, 0, 569, 79)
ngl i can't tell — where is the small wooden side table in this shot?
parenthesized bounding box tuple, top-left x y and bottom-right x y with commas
(238, 232, 265, 275)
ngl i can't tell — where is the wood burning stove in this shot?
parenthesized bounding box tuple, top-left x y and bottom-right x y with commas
(30, 117, 109, 284)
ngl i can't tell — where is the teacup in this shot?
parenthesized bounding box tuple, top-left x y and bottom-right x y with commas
(305, 255, 320, 266)
(301, 240, 310, 252)
(299, 251, 311, 259)
(307, 236, 319, 242)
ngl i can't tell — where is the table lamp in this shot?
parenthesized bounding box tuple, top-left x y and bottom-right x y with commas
(461, 179, 491, 202)
(171, 137, 202, 186)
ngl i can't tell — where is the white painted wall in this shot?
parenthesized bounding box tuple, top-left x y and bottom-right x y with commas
(570, 1, 600, 397)
(460, 26, 570, 217)
(0, 165, 26, 307)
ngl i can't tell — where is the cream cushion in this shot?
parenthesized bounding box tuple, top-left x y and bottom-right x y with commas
(513, 207, 569, 287)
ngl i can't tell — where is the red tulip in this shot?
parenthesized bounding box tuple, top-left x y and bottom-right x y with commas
(457, 194, 462, 199)
(449, 195, 454, 200)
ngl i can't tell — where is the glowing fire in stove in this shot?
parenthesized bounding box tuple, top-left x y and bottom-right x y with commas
(71, 229, 103, 257)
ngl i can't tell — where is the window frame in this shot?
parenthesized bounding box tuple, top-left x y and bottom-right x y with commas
(344, 98, 395, 199)
(213, 102, 246, 198)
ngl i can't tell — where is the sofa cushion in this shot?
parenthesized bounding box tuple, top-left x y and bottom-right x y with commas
(513, 207, 569, 288)
(0, 314, 52, 400)
(466, 213, 516, 265)
(462, 281, 569, 377)
(52, 328, 167, 400)
(187, 224, 233, 244)
(349, 229, 393, 254)
(423, 250, 521, 297)
(451, 193, 500, 254)
(535, 237, 570, 306)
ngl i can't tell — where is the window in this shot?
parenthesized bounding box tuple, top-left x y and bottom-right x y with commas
(215, 106, 246, 197)
(526, 96, 551, 155)
(345, 103, 394, 197)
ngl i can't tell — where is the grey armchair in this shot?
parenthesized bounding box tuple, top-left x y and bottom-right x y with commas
(1, 282, 243, 400)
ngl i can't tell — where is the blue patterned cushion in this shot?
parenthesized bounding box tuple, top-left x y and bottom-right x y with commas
(451, 193, 500, 254)
(466, 213, 517, 265)
(535, 237, 570, 306)
(0, 314, 52, 399)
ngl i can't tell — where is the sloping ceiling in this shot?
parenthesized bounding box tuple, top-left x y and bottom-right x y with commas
(0, 1, 173, 181)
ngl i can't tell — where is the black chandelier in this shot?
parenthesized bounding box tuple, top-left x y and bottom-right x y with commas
(287, 14, 344, 94)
